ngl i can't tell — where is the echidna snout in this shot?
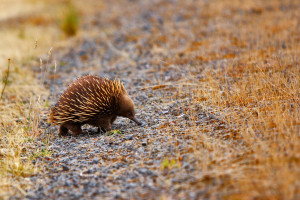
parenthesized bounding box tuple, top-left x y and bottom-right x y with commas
(118, 94, 142, 126)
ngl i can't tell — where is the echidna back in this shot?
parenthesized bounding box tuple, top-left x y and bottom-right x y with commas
(49, 75, 126, 125)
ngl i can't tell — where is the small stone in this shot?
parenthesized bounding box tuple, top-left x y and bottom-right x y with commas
(138, 168, 156, 177)
(124, 134, 134, 140)
(61, 164, 70, 171)
(92, 158, 100, 164)
(125, 182, 137, 189)
(162, 110, 169, 114)
(177, 113, 185, 118)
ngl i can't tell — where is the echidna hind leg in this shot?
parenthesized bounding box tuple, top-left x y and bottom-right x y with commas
(59, 124, 69, 136)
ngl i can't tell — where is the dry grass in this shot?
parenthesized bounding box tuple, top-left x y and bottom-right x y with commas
(188, 59, 299, 199)
(0, 55, 49, 196)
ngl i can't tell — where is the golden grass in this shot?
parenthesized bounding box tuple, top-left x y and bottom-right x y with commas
(155, 0, 300, 198)
(192, 61, 299, 199)
(0, 60, 48, 197)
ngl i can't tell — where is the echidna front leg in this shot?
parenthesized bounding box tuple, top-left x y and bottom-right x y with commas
(97, 118, 112, 132)
(69, 125, 82, 136)
(101, 122, 112, 132)
(97, 127, 106, 133)
(95, 116, 116, 133)
(97, 125, 111, 134)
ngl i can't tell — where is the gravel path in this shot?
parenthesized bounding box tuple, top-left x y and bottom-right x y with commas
(22, 1, 238, 199)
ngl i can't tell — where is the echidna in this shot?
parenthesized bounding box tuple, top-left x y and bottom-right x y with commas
(49, 75, 142, 136)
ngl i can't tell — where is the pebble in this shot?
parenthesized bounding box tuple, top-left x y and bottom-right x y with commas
(141, 139, 147, 146)
(124, 134, 134, 140)
(61, 164, 70, 171)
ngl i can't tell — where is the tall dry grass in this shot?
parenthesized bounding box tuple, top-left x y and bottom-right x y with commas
(190, 57, 299, 199)
(0, 59, 49, 197)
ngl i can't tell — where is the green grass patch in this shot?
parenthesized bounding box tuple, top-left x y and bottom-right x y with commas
(60, 4, 79, 37)
(161, 158, 180, 170)
(106, 129, 123, 136)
